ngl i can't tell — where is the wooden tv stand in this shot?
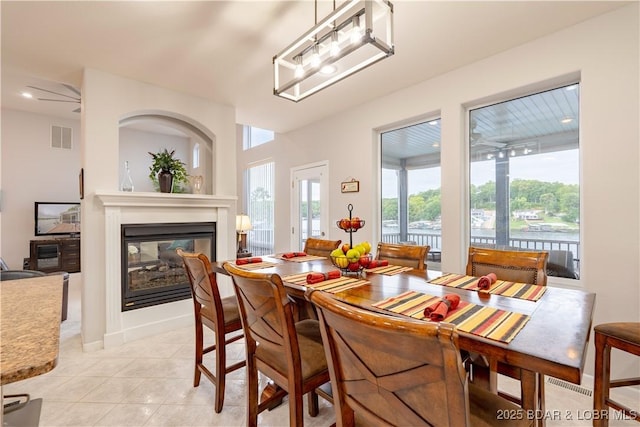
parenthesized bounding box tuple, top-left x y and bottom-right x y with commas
(29, 237, 80, 273)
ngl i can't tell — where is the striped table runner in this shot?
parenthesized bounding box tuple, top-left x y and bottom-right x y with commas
(363, 265, 413, 275)
(429, 273, 547, 302)
(274, 254, 327, 262)
(233, 261, 279, 271)
(372, 290, 530, 344)
(283, 272, 370, 294)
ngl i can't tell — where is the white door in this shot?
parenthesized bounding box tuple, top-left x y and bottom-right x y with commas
(291, 162, 329, 251)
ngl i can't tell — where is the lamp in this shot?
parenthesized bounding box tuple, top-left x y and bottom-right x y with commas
(235, 214, 252, 255)
(273, 0, 394, 102)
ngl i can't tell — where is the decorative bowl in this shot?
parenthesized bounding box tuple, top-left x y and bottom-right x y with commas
(336, 219, 366, 232)
(330, 254, 372, 275)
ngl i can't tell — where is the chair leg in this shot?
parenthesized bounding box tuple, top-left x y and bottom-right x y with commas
(289, 383, 304, 427)
(214, 330, 226, 413)
(593, 332, 611, 427)
(247, 358, 259, 427)
(307, 391, 319, 417)
(194, 320, 203, 387)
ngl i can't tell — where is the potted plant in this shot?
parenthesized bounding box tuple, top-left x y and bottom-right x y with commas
(148, 148, 188, 193)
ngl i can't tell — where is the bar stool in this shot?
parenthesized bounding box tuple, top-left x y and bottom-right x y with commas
(593, 322, 640, 427)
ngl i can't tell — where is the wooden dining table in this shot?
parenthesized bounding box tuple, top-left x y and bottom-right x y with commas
(213, 255, 596, 427)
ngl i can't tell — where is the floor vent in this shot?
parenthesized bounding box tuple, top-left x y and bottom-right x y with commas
(547, 377, 592, 396)
(51, 125, 72, 149)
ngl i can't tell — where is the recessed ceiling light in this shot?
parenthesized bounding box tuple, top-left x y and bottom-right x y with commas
(561, 117, 573, 124)
(428, 120, 439, 126)
(21, 92, 33, 99)
(432, 142, 440, 147)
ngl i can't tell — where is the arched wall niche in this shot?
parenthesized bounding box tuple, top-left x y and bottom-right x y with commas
(118, 111, 215, 194)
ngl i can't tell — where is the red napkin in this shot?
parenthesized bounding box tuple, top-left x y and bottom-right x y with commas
(306, 270, 341, 284)
(282, 252, 307, 259)
(424, 294, 461, 321)
(368, 260, 389, 268)
(477, 273, 497, 290)
(236, 257, 263, 265)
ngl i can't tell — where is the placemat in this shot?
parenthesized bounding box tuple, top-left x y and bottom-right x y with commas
(363, 265, 413, 275)
(282, 272, 370, 294)
(273, 254, 327, 262)
(428, 273, 547, 302)
(232, 261, 279, 271)
(372, 290, 530, 344)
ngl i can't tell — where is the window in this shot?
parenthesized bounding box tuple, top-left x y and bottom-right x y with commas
(243, 126, 274, 150)
(469, 83, 580, 279)
(381, 118, 442, 267)
(243, 161, 274, 256)
(192, 143, 200, 168)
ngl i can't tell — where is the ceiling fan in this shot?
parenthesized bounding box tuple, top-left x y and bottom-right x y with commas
(26, 83, 81, 113)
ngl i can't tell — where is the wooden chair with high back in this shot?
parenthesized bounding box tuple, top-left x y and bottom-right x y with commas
(307, 289, 532, 427)
(375, 242, 430, 270)
(593, 322, 640, 427)
(303, 237, 342, 258)
(222, 262, 331, 427)
(177, 249, 245, 413)
(465, 246, 549, 412)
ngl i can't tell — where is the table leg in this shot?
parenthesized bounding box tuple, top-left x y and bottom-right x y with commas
(520, 369, 545, 427)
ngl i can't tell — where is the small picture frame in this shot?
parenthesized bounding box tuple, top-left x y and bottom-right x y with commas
(341, 180, 359, 193)
(79, 168, 84, 200)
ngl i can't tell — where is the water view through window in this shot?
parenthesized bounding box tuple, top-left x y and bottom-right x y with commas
(469, 83, 580, 279)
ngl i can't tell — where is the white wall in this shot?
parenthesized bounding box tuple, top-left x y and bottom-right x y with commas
(237, 4, 640, 379)
(81, 69, 237, 349)
(0, 109, 81, 269)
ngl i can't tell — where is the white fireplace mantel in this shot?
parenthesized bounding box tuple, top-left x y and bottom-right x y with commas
(95, 191, 236, 348)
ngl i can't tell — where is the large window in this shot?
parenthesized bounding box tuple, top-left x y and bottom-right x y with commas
(469, 83, 580, 279)
(381, 118, 442, 267)
(243, 161, 274, 256)
(243, 126, 274, 150)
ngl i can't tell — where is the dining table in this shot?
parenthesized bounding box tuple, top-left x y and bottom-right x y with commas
(212, 255, 596, 427)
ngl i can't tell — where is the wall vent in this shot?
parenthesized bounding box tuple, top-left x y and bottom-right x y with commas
(547, 377, 592, 396)
(51, 125, 72, 149)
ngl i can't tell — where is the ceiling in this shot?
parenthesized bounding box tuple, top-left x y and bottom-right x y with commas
(1, 1, 629, 134)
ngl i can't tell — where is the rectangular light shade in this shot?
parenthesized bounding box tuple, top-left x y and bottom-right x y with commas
(273, 0, 394, 102)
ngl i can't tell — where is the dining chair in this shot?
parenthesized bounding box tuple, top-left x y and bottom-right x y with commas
(374, 242, 430, 270)
(303, 237, 342, 258)
(465, 246, 549, 410)
(222, 262, 331, 427)
(307, 289, 532, 427)
(593, 322, 640, 427)
(177, 249, 245, 413)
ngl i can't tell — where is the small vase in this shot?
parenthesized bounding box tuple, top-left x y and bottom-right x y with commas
(158, 171, 174, 193)
(121, 160, 134, 192)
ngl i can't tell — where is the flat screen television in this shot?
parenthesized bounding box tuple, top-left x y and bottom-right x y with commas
(34, 202, 81, 236)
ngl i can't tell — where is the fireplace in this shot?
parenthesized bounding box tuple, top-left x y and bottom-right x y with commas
(121, 222, 215, 311)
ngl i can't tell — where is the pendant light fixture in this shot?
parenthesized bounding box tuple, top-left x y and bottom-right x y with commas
(273, 0, 394, 102)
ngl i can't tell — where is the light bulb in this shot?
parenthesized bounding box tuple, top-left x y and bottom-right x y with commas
(330, 32, 340, 57)
(350, 16, 362, 44)
(294, 56, 304, 78)
(311, 45, 321, 68)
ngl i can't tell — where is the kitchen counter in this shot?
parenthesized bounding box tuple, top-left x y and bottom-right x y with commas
(1, 275, 63, 385)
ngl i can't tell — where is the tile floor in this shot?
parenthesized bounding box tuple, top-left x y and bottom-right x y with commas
(3, 274, 638, 426)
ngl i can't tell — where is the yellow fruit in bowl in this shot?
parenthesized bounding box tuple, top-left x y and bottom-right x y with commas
(353, 245, 365, 256)
(333, 255, 349, 268)
(361, 241, 371, 254)
(330, 248, 344, 258)
(346, 249, 360, 263)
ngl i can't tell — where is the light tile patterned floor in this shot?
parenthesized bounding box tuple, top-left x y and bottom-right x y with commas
(3, 275, 638, 426)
